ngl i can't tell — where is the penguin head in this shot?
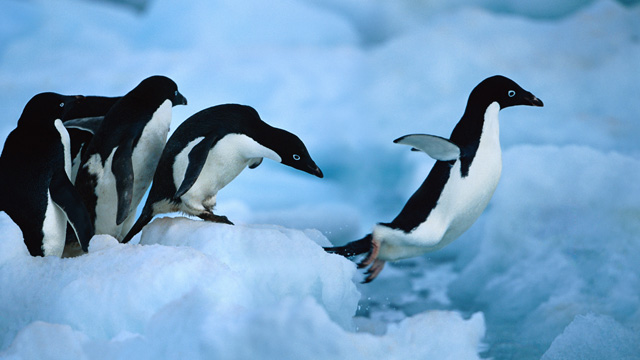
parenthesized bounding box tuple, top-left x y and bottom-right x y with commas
(471, 75, 543, 110)
(267, 128, 324, 178)
(18, 92, 84, 127)
(133, 75, 187, 107)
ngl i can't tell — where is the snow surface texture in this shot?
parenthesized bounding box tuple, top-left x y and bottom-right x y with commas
(1, 0, 639, 359)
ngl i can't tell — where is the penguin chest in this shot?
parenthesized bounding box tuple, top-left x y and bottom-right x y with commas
(131, 100, 172, 204)
(174, 134, 279, 214)
(41, 190, 67, 257)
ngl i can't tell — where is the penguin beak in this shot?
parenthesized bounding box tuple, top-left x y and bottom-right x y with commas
(173, 91, 188, 106)
(307, 164, 324, 178)
(524, 92, 544, 107)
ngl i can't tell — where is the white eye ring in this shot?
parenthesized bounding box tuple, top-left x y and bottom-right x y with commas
(59, 102, 65, 108)
(508, 90, 516, 97)
(174, 90, 178, 96)
(293, 154, 301, 161)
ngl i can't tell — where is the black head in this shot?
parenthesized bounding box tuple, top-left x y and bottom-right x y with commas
(268, 127, 323, 178)
(469, 75, 543, 110)
(132, 75, 187, 107)
(17, 92, 84, 127)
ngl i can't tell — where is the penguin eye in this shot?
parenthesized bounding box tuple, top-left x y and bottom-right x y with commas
(174, 90, 178, 96)
(292, 154, 301, 161)
(59, 102, 65, 108)
(508, 90, 516, 97)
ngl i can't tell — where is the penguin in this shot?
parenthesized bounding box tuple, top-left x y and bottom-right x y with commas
(325, 75, 543, 282)
(0, 93, 94, 257)
(121, 103, 323, 243)
(74, 75, 187, 241)
(61, 95, 121, 182)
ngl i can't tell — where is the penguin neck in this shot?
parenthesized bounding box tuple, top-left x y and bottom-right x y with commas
(451, 101, 501, 177)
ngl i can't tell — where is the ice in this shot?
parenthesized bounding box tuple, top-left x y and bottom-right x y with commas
(0, 216, 486, 359)
(1, 0, 640, 358)
(541, 314, 640, 360)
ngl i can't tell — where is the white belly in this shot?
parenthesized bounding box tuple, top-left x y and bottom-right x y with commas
(131, 100, 172, 208)
(41, 191, 67, 257)
(174, 134, 280, 215)
(376, 102, 503, 261)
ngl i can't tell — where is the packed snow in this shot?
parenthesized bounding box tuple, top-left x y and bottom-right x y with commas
(1, 0, 639, 359)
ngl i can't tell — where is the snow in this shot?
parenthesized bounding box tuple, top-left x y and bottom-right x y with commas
(1, 0, 640, 358)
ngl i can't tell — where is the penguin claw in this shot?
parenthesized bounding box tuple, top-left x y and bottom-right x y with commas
(362, 259, 386, 283)
(357, 238, 380, 269)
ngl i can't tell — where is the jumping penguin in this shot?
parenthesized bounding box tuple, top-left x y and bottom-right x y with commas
(121, 103, 323, 243)
(74, 75, 187, 241)
(0, 93, 94, 256)
(325, 75, 543, 282)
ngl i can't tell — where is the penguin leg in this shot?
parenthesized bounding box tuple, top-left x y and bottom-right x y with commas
(363, 259, 386, 283)
(198, 212, 234, 225)
(324, 234, 372, 258)
(357, 237, 380, 269)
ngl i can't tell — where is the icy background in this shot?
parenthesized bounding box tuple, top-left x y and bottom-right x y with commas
(1, 0, 640, 359)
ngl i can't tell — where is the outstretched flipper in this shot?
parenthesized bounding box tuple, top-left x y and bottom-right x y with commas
(174, 135, 220, 199)
(112, 142, 135, 225)
(49, 169, 94, 252)
(63, 117, 104, 135)
(394, 134, 460, 161)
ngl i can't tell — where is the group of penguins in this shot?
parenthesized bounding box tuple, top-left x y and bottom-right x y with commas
(0, 74, 542, 282)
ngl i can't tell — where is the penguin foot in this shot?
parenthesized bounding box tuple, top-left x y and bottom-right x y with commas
(357, 237, 380, 269)
(362, 259, 386, 283)
(198, 212, 234, 225)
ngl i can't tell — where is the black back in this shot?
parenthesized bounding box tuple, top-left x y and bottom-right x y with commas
(382, 75, 543, 233)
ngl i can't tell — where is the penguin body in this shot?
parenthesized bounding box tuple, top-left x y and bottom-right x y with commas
(326, 75, 543, 282)
(121, 104, 323, 243)
(0, 93, 94, 256)
(74, 76, 187, 241)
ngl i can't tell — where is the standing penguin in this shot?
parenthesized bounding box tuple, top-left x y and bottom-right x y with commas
(74, 75, 187, 241)
(121, 104, 323, 243)
(0, 93, 94, 257)
(62, 95, 121, 182)
(325, 75, 543, 282)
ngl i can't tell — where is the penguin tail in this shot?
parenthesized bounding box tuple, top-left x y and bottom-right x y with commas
(324, 234, 373, 258)
(121, 209, 153, 244)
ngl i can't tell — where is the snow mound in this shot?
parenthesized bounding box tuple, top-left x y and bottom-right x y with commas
(0, 216, 486, 359)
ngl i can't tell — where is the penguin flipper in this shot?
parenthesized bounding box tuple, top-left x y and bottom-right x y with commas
(63, 116, 104, 135)
(248, 158, 263, 169)
(174, 135, 220, 199)
(121, 208, 154, 244)
(394, 134, 460, 161)
(49, 169, 94, 252)
(112, 143, 135, 225)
